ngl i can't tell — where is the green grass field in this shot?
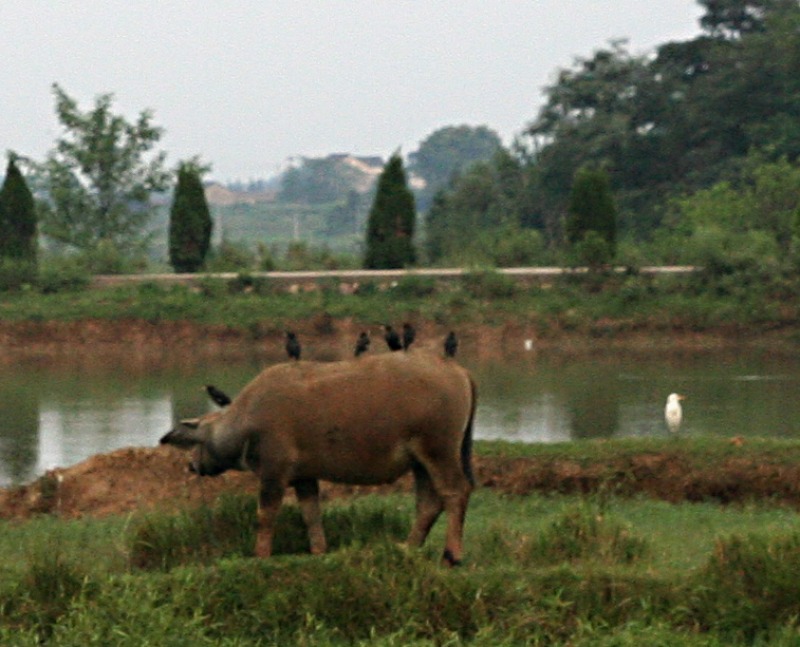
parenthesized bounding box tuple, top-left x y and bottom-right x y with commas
(4, 439, 800, 645)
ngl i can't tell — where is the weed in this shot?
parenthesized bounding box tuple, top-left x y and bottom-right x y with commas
(529, 499, 649, 565)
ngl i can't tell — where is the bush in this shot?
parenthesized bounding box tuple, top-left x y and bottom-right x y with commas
(460, 269, 517, 299)
(391, 274, 437, 297)
(572, 230, 614, 269)
(36, 257, 91, 293)
(205, 239, 255, 272)
(81, 240, 147, 275)
(531, 501, 649, 565)
(688, 533, 800, 640)
(0, 258, 36, 292)
(128, 494, 409, 571)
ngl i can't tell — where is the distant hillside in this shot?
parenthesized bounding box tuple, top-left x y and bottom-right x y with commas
(204, 183, 276, 206)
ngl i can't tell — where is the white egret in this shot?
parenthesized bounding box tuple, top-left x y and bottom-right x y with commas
(665, 393, 685, 433)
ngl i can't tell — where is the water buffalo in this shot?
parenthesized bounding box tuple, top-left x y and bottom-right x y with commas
(160, 350, 477, 565)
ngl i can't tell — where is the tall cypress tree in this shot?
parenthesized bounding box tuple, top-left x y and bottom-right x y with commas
(566, 166, 617, 258)
(0, 156, 37, 263)
(168, 161, 212, 273)
(364, 153, 417, 269)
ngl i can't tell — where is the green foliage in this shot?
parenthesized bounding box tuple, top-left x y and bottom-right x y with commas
(129, 493, 256, 570)
(204, 239, 255, 272)
(566, 166, 617, 260)
(672, 152, 800, 269)
(278, 155, 375, 204)
(0, 258, 37, 292)
(37, 84, 170, 255)
(408, 124, 502, 210)
(364, 153, 417, 269)
(390, 274, 437, 298)
(532, 500, 649, 565)
(169, 161, 213, 273)
(572, 230, 614, 269)
(423, 151, 538, 265)
(128, 494, 409, 571)
(0, 156, 37, 263)
(35, 261, 88, 294)
(690, 532, 800, 641)
(6, 486, 800, 644)
(523, 3, 800, 238)
(460, 269, 518, 299)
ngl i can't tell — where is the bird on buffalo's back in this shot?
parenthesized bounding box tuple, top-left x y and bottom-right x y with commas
(354, 331, 370, 357)
(205, 384, 232, 407)
(383, 325, 402, 351)
(444, 331, 458, 358)
(665, 393, 685, 434)
(402, 323, 416, 351)
(285, 331, 301, 360)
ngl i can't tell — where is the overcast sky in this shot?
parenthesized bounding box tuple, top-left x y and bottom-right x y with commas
(1, 2, 703, 182)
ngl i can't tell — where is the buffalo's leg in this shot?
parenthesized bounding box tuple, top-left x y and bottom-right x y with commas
(256, 479, 286, 558)
(413, 454, 472, 566)
(294, 478, 327, 555)
(407, 462, 444, 548)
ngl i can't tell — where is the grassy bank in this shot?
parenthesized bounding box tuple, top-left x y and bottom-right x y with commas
(1, 269, 799, 343)
(4, 439, 800, 644)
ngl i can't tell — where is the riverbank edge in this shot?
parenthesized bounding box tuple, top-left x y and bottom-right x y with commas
(1, 317, 798, 361)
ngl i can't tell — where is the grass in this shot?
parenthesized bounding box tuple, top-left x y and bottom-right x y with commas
(0, 269, 798, 336)
(4, 486, 800, 644)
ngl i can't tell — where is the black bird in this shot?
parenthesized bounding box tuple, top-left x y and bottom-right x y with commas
(285, 331, 301, 360)
(383, 325, 402, 351)
(444, 331, 458, 358)
(205, 384, 232, 407)
(354, 331, 370, 357)
(402, 322, 416, 351)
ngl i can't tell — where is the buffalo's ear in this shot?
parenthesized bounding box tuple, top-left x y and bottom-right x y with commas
(159, 418, 205, 447)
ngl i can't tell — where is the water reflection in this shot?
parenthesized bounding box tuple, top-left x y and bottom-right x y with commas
(1, 350, 799, 487)
(36, 397, 172, 476)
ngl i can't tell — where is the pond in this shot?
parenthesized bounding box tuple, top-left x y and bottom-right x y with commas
(1, 348, 799, 487)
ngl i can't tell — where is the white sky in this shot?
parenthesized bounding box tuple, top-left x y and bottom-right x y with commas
(0, 2, 703, 182)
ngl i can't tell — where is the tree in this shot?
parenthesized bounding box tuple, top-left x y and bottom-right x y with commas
(38, 83, 170, 254)
(364, 153, 416, 269)
(278, 155, 375, 204)
(408, 125, 502, 210)
(0, 155, 37, 263)
(169, 161, 213, 273)
(566, 166, 617, 264)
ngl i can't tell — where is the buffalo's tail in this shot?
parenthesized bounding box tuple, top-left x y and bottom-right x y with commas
(461, 376, 477, 487)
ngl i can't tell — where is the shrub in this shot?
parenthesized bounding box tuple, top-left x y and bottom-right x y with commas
(205, 239, 255, 272)
(129, 494, 409, 571)
(0, 258, 36, 292)
(688, 533, 800, 640)
(36, 256, 91, 293)
(391, 274, 437, 297)
(460, 269, 517, 299)
(529, 500, 649, 565)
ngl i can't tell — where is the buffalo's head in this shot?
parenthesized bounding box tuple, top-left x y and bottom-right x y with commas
(160, 412, 228, 477)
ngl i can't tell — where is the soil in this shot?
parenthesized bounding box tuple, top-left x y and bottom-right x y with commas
(1, 318, 799, 521)
(3, 443, 800, 521)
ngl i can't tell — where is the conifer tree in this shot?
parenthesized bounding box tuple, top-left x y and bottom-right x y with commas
(364, 153, 416, 269)
(0, 156, 37, 263)
(566, 166, 617, 263)
(168, 161, 212, 273)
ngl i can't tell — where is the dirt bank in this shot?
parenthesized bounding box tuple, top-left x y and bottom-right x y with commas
(3, 444, 800, 521)
(1, 318, 798, 364)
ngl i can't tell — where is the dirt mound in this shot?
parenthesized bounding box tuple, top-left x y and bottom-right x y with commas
(3, 446, 800, 521)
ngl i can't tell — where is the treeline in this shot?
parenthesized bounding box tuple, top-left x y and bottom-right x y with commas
(426, 0, 800, 272)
